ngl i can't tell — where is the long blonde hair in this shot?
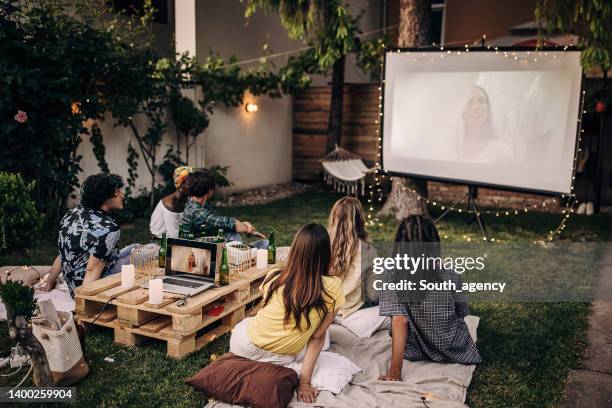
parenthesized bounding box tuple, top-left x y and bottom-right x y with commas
(327, 197, 369, 280)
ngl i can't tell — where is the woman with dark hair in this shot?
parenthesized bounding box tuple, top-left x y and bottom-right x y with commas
(230, 224, 345, 403)
(379, 216, 481, 381)
(149, 166, 193, 239)
(48, 173, 138, 298)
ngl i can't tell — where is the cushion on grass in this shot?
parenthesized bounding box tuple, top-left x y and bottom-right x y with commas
(186, 353, 298, 408)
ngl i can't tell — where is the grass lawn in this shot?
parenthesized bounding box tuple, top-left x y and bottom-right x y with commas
(0, 190, 609, 407)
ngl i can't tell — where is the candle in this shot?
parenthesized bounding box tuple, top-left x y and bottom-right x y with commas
(149, 278, 163, 305)
(121, 264, 135, 289)
(256, 249, 268, 270)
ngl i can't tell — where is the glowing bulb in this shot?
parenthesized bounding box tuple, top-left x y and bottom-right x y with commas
(245, 102, 258, 113)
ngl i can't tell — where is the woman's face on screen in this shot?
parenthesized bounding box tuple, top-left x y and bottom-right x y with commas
(463, 87, 489, 129)
(188, 252, 195, 265)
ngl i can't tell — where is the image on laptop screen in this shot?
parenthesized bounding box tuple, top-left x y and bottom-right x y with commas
(167, 240, 217, 278)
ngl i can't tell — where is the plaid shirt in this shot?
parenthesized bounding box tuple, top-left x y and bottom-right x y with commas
(379, 268, 482, 365)
(181, 199, 236, 237)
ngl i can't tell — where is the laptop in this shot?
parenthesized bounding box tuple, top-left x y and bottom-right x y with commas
(141, 238, 222, 296)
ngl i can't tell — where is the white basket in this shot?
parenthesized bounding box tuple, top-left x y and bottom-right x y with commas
(32, 311, 84, 375)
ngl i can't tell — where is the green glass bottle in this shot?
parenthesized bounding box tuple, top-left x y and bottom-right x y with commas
(267, 231, 276, 265)
(219, 246, 230, 286)
(184, 224, 195, 240)
(158, 233, 167, 269)
(214, 229, 225, 243)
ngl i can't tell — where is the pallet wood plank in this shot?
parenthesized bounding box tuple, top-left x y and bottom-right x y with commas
(76, 274, 121, 296)
(97, 309, 117, 323)
(117, 288, 149, 305)
(194, 325, 231, 351)
(138, 316, 172, 333)
(172, 311, 202, 333)
(167, 335, 196, 359)
(98, 284, 139, 301)
(117, 307, 157, 327)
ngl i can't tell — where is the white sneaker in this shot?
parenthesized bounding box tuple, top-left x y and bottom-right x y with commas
(586, 202, 594, 215)
(576, 202, 586, 214)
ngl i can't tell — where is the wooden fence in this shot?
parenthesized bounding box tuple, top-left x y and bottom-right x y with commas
(293, 84, 379, 181)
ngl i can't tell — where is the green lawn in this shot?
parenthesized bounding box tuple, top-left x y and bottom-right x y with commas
(0, 190, 609, 407)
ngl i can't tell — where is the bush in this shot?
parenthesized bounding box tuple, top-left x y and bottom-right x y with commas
(0, 172, 43, 250)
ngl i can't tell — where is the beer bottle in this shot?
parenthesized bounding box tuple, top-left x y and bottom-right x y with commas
(267, 231, 276, 264)
(184, 224, 195, 240)
(219, 246, 230, 286)
(214, 229, 225, 243)
(158, 233, 167, 268)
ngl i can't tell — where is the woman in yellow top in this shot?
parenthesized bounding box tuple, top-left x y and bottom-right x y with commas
(230, 223, 345, 403)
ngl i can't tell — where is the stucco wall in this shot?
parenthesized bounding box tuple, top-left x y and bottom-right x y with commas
(75, 0, 382, 199)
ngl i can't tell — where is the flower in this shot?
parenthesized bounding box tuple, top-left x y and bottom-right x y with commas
(14, 110, 28, 123)
(71, 102, 81, 115)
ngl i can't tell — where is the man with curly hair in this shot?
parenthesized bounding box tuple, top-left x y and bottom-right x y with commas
(49, 173, 137, 298)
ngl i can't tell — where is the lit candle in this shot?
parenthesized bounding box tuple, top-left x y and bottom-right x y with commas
(256, 249, 268, 270)
(149, 278, 163, 305)
(121, 264, 135, 289)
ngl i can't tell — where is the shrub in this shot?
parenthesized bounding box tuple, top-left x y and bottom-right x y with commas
(0, 172, 43, 250)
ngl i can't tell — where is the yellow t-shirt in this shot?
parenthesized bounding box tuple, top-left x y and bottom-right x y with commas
(247, 271, 345, 355)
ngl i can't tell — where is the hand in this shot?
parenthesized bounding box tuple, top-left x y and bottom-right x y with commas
(243, 222, 255, 235)
(378, 371, 402, 381)
(297, 383, 319, 403)
(39, 278, 57, 292)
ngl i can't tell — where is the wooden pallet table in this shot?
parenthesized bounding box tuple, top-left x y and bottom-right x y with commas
(74, 264, 280, 358)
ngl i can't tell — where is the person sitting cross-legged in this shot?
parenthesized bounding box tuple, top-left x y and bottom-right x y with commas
(180, 169, 267, 248)
(378, 216, 481, 382)
(57, 173, 138, 298)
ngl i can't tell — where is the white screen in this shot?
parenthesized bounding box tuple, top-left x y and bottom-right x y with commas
(382, 50, 582, 194)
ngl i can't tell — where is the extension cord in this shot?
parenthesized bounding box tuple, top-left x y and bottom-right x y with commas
(0, 356, 10, 368)
(10, 346, 30, 369)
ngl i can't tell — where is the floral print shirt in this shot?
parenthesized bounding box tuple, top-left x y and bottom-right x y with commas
(58, 206, 120, 298)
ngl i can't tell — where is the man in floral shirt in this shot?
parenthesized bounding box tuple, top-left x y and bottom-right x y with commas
(57, 174, 136, 298)
(181, 170, 267, 247)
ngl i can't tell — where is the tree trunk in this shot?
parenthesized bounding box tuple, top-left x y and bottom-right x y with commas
(327, 55, 346, 152)
(378, 0, 431, 221)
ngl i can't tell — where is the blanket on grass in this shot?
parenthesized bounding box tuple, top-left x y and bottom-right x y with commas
(206, 315, 479, 408)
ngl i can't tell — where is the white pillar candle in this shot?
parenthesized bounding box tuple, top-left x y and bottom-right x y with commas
(121, 264, 135, 289)
(148, 278, 164, 305)
(256, 249, 268, 270)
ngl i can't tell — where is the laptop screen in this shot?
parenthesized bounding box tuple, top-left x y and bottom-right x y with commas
(165, 238, 218, 279)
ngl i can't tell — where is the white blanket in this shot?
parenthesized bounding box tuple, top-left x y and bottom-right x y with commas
(207, 316, 480, 408)
(0, 281, 75, 320)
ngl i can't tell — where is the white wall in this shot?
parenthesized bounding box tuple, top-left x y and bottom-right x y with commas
(75, 0, 382, 199)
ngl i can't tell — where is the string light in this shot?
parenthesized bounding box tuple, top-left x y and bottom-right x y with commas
(366, 42, 583, 243)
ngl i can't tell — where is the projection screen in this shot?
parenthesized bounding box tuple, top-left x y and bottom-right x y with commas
(382, 49, 582, 194)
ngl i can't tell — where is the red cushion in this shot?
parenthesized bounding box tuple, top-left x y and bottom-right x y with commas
(186, 353, 298, 408)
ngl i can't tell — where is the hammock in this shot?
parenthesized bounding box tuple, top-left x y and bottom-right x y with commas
(320, 145, 373, 195)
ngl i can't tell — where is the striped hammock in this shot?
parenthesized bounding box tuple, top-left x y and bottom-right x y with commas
(320, 145, 373, 195)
